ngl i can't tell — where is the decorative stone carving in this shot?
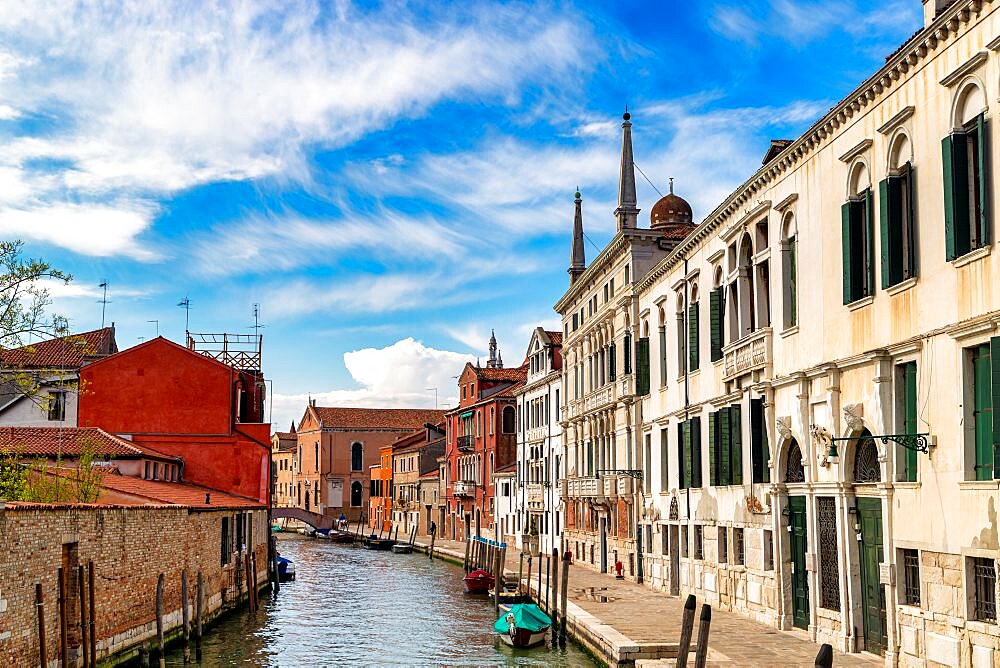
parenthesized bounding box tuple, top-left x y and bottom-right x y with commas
(811, 424, 833, 467)
(843, 403, 865, 432)
(776, 416, 792, 442)
(668, 496, 679, 520)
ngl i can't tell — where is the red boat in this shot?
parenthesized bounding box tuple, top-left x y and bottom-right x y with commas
(464, 569, 495, 595)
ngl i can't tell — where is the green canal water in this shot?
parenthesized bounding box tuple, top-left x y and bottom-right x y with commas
(164, 534, 598, 667)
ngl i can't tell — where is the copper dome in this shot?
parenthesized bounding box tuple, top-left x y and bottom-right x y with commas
(650, 192, 693, 229)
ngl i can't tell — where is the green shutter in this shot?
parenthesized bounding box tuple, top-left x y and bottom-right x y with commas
(689, 303, 700, 371)
(865, 189, 876, 297)
(691, 416, 702, 488)
(710, 288, 723, 362)
(660, 429, 669, 492)
(636, 337, 650, 396)
(659, 327, 667, 387)
(609, 343, 616, 380)
(708, 412, 718, 487)
(906, 162, 917, 278)
(903, 362, 918, 483)
(842, 202, 853, 303)
(750, 398, 766, 483)
(681, 421, 691, 489)
(942, 134, 957, 260)
(992, 337, 1000, 479)
(730, 405, 743, 485)
(974, 344, 993, 481)
(978, 115, 991, 246)
(879, 178, 891, 289)
(719, 407, 731, 485)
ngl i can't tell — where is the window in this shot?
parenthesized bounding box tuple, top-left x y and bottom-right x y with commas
(502, 406, 515, 434)
(718, 527, 728, 564)
(709, 287, 724, 362)
(677, 417, 702, 489)
(733, 528, 745, 566)
(572, 313, 578, 331)
(901, 548, 920, 606)
(897, 362, 918, 482)
(658, 324, 668, 386)
(47, 391, 66, 421)
(943, 112, 990, 260)
(610, 278, 615, 298)
(817, 496, 840, 610)
(879, 162, 916, 287)
(842, 187, 875, 304)
(659, 428, 669, 493)
(973, 557, 997, 622)
(351, 442, 363, 471)
(623, 333, 632, 374)
(661, 529, 669, 555)
(314, 442, 319, 472)
(749, 398, 769, 483)
(688, 294, 700, 371)
(635, 336, 650, 395)
(681, 525, 689, 558)
(763, 529, 774, 571)
(644, 434, 652, 494)
(221, 517, 231, 565)
(693, 525, 703, 560)
(781, 214, 797, 328)
(708, 406, 741, 486)
(970, 340, 999, 480)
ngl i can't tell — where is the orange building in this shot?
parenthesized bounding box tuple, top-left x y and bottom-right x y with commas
(369, 445, 394, 532)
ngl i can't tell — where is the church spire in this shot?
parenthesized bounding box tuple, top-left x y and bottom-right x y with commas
(614, 109, 640, 230)
(487, 330, 498, 368)
(569, 188, 586, 284)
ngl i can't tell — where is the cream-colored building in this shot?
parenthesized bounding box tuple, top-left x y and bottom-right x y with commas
(618, 1, 1000, 664)
(556, 116, 695, 578)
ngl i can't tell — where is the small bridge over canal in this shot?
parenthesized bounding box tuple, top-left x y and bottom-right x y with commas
(270, 506, 334, 531)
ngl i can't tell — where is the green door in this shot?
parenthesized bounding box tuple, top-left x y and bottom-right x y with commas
(788, 495, 809, 629)
(857, 497, 887, 655)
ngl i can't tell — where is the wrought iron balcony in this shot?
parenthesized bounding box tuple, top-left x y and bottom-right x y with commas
(722, 327, 773, 381)
(457, 435, 474, 452)
(453, 480, 476, 497)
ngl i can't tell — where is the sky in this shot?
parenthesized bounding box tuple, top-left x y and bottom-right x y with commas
(0, 0, 923, 432)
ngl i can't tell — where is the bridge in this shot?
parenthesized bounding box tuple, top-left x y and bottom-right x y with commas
(270, 506, 335, 531)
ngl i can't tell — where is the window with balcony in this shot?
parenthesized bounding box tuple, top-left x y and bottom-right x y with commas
(943, 85, 990, 260)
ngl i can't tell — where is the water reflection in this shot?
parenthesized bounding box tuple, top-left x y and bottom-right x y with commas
(165, 535, 598, 667)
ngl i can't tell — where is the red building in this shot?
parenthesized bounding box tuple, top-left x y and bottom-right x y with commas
(77, 336, 271, 503)
(443, 332, 525, 541)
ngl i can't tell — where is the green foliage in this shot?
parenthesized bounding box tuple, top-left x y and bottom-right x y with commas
(0, 437, 106, 504)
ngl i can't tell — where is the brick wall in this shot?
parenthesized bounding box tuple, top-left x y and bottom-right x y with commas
(0, 504, 268, 667)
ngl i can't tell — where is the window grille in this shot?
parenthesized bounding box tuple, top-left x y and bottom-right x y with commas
(694, 525, 703, 560)
(734, 528, 745, 566)
(853, 434, 881, 483)
(974, 558, 997, 622)
(785, 439, 805, 483)
(817, 497, 840, 610)
(902, 549, 920, 606)
(718, 527, 728, 564)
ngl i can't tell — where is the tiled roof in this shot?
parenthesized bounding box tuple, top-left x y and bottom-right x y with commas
(313, 407, 448, 430)
(95, 471, 262, 508)
(473, 364, 528, 383)
(494, 461, 516, 474)
(0, 426, 178, 460)
(419, 469, 439, 479)
(498, 381, 525, 397)
(545, 331, 563, 346)
(1, 327, 117, 369)
(274, 431, 295, 440)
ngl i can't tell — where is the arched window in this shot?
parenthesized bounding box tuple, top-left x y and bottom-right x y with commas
(853, 430, 881, 483)
(709, 269, 725, 362)
(781, 213, 797, 329)
(944, 79, 989, 260)
(658, 307, 668, 386)
(502, 406, 515, 433)
(688, 284, 700, 371)
(738, 233, 756, 337)
(350, 481, 363, 507)
(784, 438, 805, 483)
(842, 159, 874, 304)
(881, 131, 916, 287)
(351, 442, 363, 471)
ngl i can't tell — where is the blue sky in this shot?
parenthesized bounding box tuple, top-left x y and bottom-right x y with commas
(0, 1, 922, 430)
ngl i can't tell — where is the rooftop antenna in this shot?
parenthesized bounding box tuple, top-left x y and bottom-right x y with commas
(249, 303, 267, 338)
(98, 281, 110, 329)
(177, 296, 191, 335)
(147, 320, 159, 337)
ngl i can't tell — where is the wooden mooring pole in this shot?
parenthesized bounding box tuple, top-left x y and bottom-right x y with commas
(677, 594, 696, 667)
(693, 604, 712, 668)
(196, 571, 204, 661)
(57, 567, 68, 668)
(545, 552, 551, 613)
(814, 643, 833, 668)
(155, 573, 165, 661)
(429, 525, 436, 560)
(517, 552, 524, 595)
(88, 561, 96, 666)
(181, 569, 190, 662)
(35, 583, 46, 668)
(463, 536, 471, 572)
(559, 551, 569, 646)
(493, 545, 501, 619)
(524, 556, 532, 601)
(78, 565, 89, 668)
(536, 551, 543, 604)
(550, 548, 560, 643)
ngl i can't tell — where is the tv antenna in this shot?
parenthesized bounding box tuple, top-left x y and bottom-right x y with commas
(249, 303, 267, 338)
(177, 296, 191, 334)
(98, 281, 110, 328)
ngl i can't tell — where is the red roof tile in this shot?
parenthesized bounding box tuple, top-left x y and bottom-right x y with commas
(545, 331, 563, 346)
(274, 431, 295, 440)
(473, 364, 528, 383)
(95, 471, 262, 508)
(0, 426, 178, 460)
(1, 327, 117, 368)
(312, 407, 447, 430)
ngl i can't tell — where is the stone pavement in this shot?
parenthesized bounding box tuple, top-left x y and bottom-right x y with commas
(415, 537, 881, 667)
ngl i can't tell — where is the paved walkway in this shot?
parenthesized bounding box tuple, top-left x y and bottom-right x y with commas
(417, 538, 881, 667)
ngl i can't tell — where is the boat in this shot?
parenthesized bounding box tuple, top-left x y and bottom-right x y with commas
(276, 556, 296, 582)
(329, 531, 355, 543)
(363, 535, 397, 550)
(391, 543, 412, 554)
(493, 603, 551, 648)
(463, 569, 495, 595)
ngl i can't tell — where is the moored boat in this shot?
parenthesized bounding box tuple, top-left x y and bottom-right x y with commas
(464, 569, 495, 595)
(276, 556, 296, 582)
(329, 531, 355, 543)
(391, 543, 412, 554)
(363, 535, 397, 550)
(493, 603, 551, 648)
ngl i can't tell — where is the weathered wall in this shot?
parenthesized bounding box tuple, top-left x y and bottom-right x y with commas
(0, 504, 268, 667)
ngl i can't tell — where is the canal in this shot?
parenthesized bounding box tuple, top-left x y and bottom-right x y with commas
(166, 535, 599, 666)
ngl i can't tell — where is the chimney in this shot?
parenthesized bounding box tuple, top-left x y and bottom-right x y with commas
(205, 493, 211, 504)
(923, 0, 955, 27)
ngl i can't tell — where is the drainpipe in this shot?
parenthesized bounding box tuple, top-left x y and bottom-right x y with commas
(683, 258, 692, 526)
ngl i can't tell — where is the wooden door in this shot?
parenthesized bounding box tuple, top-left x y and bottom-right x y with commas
(857, 497, 887, 654)
(788, 495, 809, 629)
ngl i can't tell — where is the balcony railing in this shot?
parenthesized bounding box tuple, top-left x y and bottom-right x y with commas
(457, 435, 474, 452)
(453, 480, 476, 497)
(603, 475, 617, 499)
(566, 477, 603, 500)
(722, 327, 773, 382)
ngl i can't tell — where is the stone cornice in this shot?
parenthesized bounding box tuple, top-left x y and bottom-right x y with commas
(636, 0, 996, 296)
(939, 49, 989, 87)
(877, 106, 915, 135)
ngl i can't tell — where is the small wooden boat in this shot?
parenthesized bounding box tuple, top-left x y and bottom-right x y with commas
(464, 569, 495, 595)
(329, 531, 355, 543)
(494, 603, 551, 648)
(363, 535, 397, 550)
(276, 556, 296, 582)
(391, 543, 413, 554)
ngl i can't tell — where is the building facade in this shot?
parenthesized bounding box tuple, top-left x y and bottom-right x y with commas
(391, 422, 445, 537)
(556, 117, 695, 578)
(271, 425, 297, 507)
(369, 445, 393, 532)
(610, 2, 1000, 664)
(513, 327, 564, 556)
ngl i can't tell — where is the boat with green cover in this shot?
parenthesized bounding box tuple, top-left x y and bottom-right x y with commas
(493, 603, 551, 648)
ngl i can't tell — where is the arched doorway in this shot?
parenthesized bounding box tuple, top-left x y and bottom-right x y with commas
(782, 436, 809, 629)
(350, 481, 362, 507)
(852, 429, 887, 655)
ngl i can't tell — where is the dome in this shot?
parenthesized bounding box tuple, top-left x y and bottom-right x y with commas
(650, 192, 693, 228)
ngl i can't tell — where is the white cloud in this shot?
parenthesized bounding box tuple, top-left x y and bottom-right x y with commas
(269, 337, 472, 430)
(0, 204, 157, 259)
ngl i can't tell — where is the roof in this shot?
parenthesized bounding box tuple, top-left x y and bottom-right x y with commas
(544, 331, 563, 346)
(95, 471, 262, 509)
(1, 327, 117, 369)
(312, 407, 448, 430)
(0, 426, 179, 461)
(473, 365, 528, 383)
(494, 461, 516, 474)
(274, 431, 295, 440)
